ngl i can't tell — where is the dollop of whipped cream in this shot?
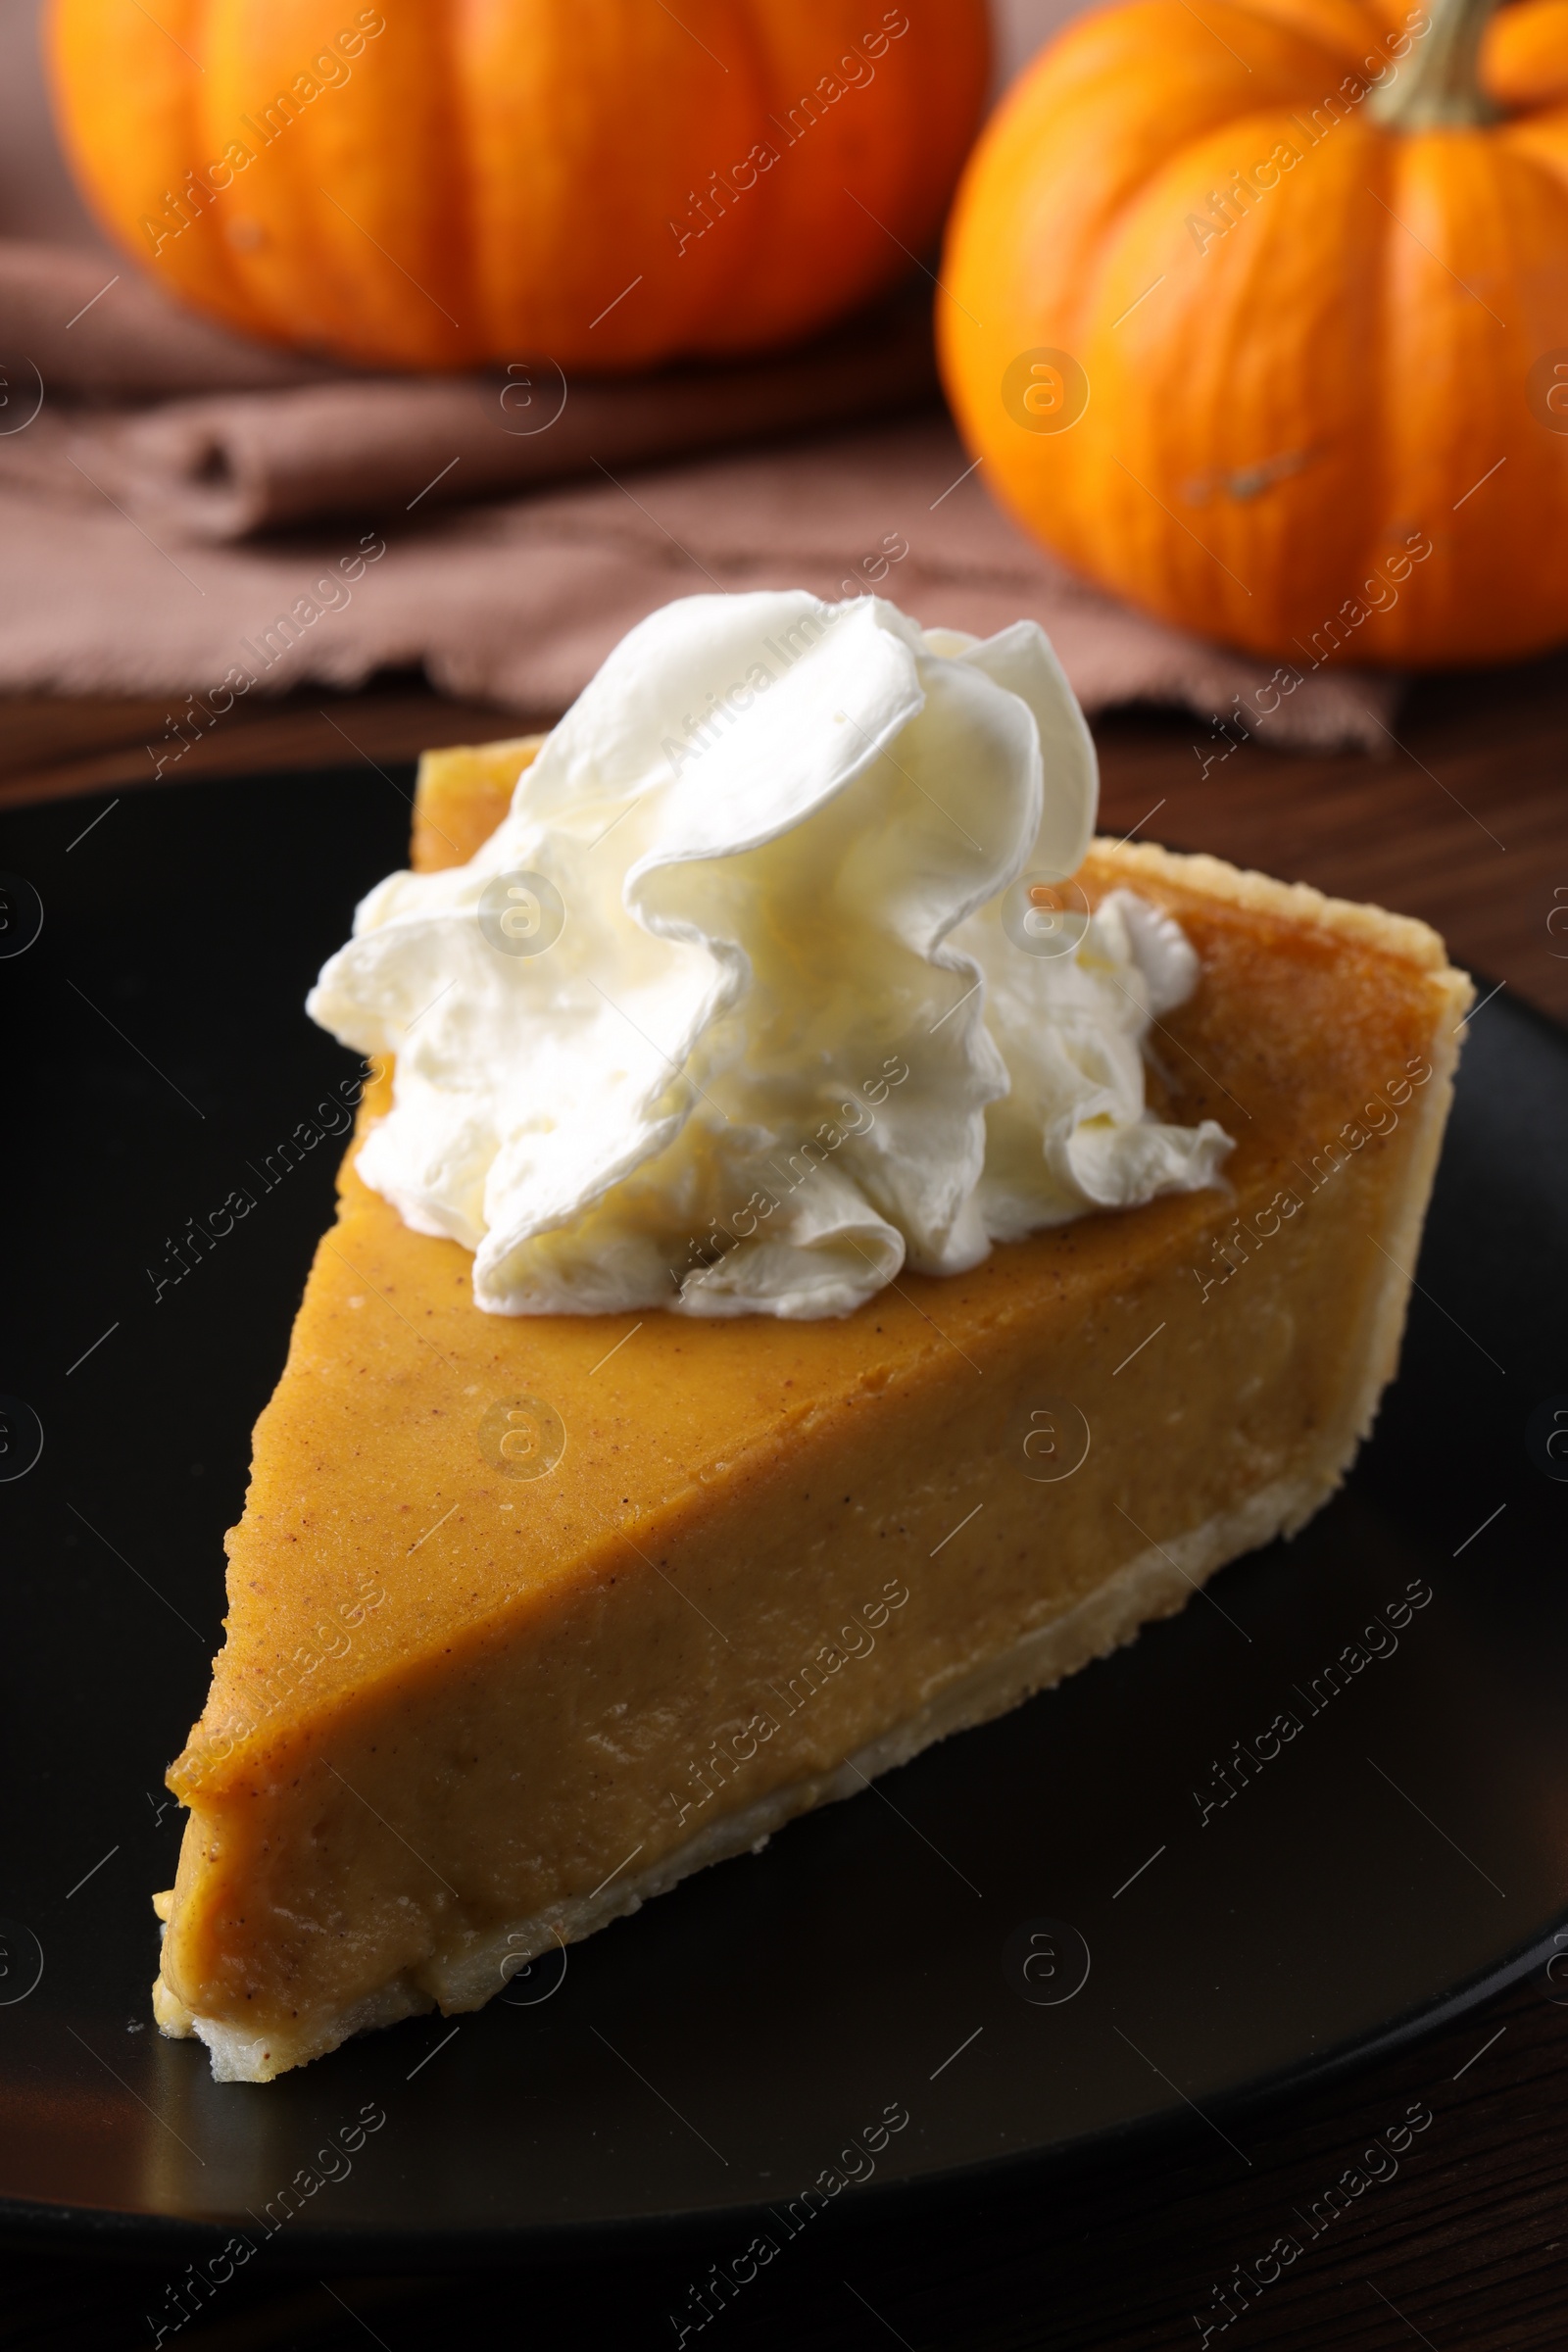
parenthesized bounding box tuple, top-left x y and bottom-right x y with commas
(308, 592, 1231, 1320)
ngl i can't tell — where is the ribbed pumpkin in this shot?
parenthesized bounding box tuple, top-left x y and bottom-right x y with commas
(48, 0, 988, 372)
(938, 0, 1568, 666)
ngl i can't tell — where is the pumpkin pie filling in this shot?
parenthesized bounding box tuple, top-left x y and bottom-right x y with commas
(152, 612, 1470, 2081)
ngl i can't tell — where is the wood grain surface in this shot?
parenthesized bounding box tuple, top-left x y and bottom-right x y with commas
(1, 657, 1564, 2349)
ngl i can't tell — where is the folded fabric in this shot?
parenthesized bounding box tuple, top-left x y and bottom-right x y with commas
(0, 390, 1397, 756)
(3, 237, 940, 530)
(0, 237, 331, 398)
(74, 305, 942, 540)
(0, 236, 1396, 753)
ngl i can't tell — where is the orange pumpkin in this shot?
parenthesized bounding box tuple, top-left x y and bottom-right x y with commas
(48, 0, 988, 372)
(938, 0, 1568, 667)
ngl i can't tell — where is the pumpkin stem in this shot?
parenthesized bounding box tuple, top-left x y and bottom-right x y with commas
(1369, 0, 1501, 128)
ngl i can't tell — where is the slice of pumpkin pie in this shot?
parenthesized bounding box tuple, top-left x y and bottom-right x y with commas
(153, 593, 1469, 2079)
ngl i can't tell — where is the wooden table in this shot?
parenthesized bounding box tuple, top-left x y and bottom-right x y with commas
(2, 658, 1564, 2350)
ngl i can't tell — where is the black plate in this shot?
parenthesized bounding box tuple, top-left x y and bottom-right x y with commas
(1, 765, 1565, 2255)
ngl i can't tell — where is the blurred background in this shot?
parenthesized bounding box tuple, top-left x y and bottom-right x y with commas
(0, 0, 1559, 1018)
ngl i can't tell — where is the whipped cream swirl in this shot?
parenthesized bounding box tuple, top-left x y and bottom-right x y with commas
(308, 592, 1231, 1319)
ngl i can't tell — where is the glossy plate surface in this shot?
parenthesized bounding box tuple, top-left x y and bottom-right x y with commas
(1, 767, 1564, 2250)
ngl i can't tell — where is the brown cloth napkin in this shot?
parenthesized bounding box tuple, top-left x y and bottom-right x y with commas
(81, 315, 947, 542)
(3, 241, 941, 530)
(0, 239, 1397, 754)
(0, 239, 332, 398)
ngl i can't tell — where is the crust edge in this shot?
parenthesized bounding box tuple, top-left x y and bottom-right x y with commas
(1088, 833, 1464, 982)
